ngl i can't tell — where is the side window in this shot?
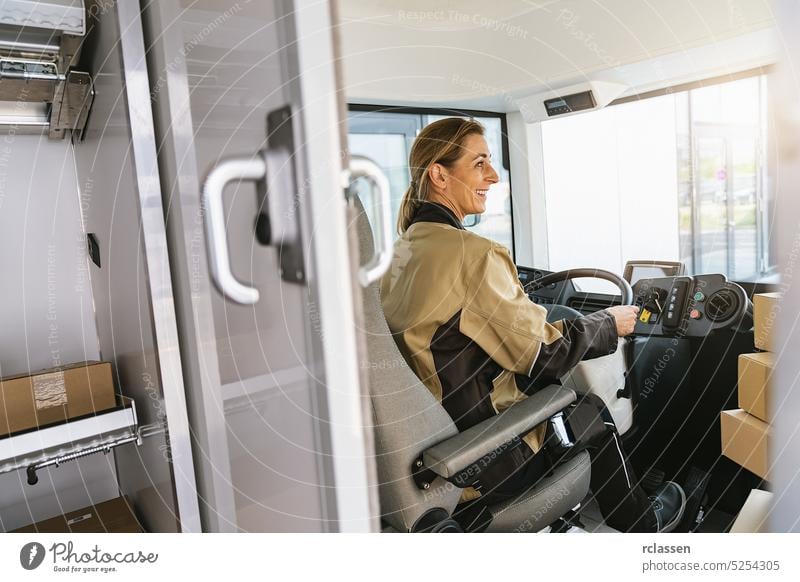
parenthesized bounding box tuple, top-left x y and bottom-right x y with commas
(347, 108, 514, 255)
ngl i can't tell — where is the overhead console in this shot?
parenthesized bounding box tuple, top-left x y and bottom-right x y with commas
(633, 274, 749, 337)
(515, 80, 627, 123)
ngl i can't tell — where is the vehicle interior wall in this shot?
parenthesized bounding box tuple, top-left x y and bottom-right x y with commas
(0, 134, 117, 532)
(0, 3, 186, 533)
(769, 3, 800, 529)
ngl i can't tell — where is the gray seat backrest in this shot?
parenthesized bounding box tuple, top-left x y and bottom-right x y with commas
(351, 195, 461, 532)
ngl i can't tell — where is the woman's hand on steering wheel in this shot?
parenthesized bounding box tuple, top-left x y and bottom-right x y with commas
(606, 305, 640, 337)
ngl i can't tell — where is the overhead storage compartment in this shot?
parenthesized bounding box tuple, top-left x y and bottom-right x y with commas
(0, 0, 92, 138)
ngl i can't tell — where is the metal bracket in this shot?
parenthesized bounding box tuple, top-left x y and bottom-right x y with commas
(26, 435, 138, 485)
(411, 456, 438, 491)
(0, 62, 94, 138)
(0, 2, 93, 139)
(22, 420, 164, 486)
(50, 69, 94, 140)
(256, 105, 306, 284)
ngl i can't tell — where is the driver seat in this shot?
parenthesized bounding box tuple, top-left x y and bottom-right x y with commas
(351, 195, 592, 532)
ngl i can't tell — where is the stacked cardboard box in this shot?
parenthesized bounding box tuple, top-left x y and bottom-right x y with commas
(13, 497, 143, 533)
(0, 361, 117, 437)
(753, 292, 780, 351)
(720, 409, 770, 479)
(720, 293, 780, 481)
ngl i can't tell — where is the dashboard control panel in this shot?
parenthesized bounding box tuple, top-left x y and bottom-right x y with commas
(632, 274, 748, 337)
(517, 266, 572, 305)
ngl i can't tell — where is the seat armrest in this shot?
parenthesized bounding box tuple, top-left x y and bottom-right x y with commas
(421, 384, 575, 479)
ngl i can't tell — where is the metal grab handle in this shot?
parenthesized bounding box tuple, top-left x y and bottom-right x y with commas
(202, 157, 266, 304)
(350, 155, 393, 287)
(26, 436, 139, 486)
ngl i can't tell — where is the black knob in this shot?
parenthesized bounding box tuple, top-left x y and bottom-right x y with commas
(255, 212, 271, 245)
(705, 289, 739, 322)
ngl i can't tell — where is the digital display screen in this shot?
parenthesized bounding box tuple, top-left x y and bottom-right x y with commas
(624, 261, 684, 284)
(543, 91, 596, 116)
(545, 99, 567, 111)
(630, 266, 672, 284)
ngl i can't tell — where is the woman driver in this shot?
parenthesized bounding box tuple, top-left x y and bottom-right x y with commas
(380, 117, 686, 532)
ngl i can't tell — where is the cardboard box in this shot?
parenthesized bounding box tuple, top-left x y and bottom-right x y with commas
(721, 409, 771, 480)
(730, 489, 772, 533)
(738, 352, 774, 423)
(0, 361, 117, 437)
(753, 292, 781, 351)
(13, 497, 143, 533)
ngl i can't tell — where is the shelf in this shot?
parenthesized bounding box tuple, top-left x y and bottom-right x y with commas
(0, 396, 139, 480)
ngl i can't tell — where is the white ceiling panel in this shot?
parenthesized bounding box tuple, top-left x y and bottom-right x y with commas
(338, 0, 776, 106)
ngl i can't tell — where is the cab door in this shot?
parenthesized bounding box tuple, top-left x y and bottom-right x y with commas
(142, 0, 377, 532)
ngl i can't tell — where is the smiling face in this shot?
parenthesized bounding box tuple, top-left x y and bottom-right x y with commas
(427, 133, 499, 221)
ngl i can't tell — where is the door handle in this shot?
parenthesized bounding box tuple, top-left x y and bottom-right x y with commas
(349, 155, 393, 287)
(202, 157, 266, 304)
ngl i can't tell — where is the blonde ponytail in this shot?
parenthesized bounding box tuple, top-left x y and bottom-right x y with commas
(397, 184, 424, 234)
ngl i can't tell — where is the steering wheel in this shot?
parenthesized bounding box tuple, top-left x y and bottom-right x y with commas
(524, 268, 634, 323)
(526, 268, 638, 403)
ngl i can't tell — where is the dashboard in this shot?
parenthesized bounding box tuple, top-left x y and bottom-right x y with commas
(517, 265, 751, 338)
(632, 274, 749, 337)
(517, 266, 623, 313)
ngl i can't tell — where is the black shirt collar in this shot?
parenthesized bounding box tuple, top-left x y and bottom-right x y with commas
(409, 202, 465, 230)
